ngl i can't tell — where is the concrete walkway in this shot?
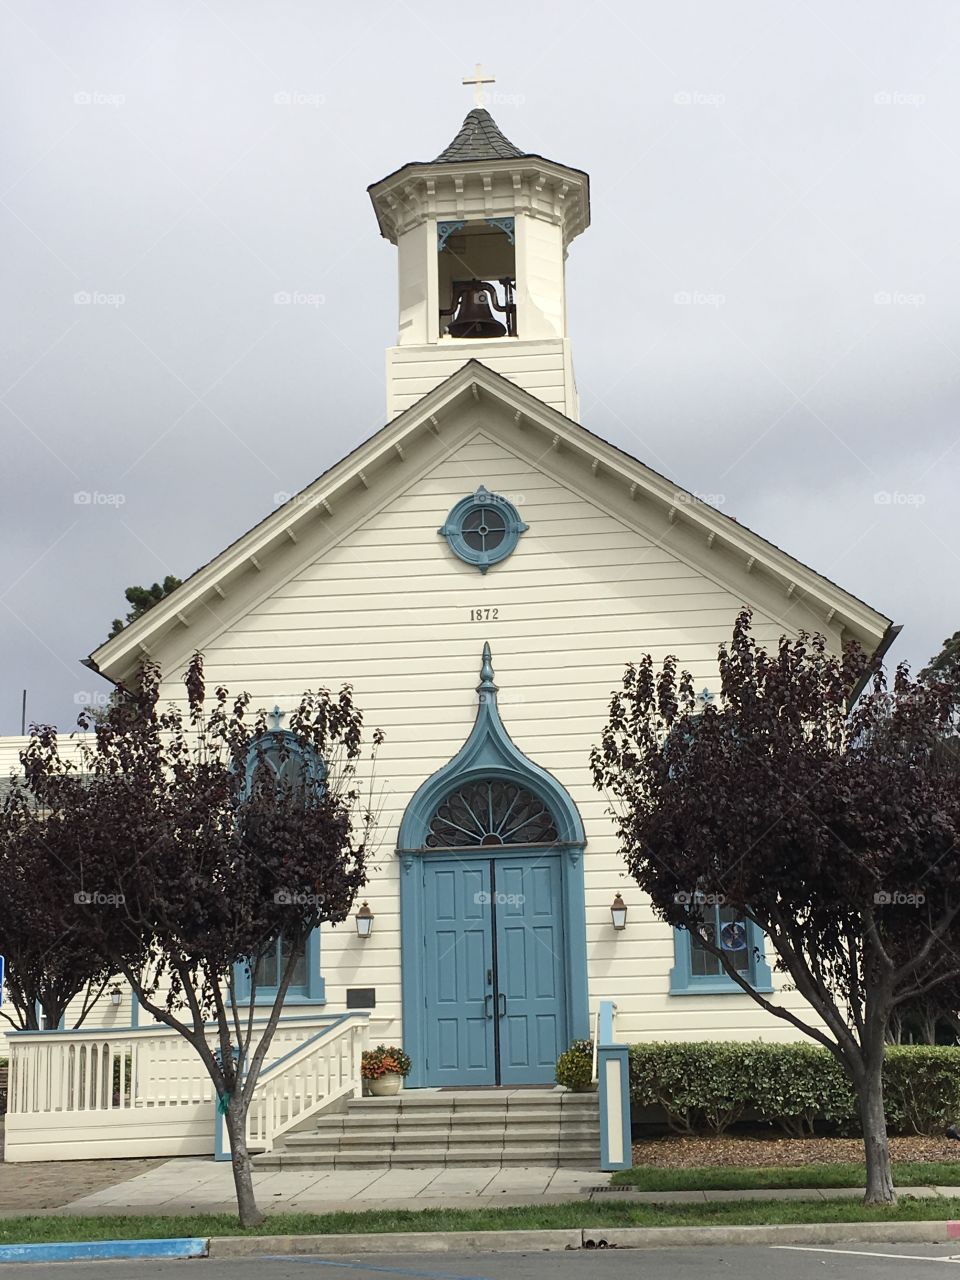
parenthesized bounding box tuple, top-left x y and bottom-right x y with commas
(58, 1159, 610, 1215)
(30, 1157, 960, 1217)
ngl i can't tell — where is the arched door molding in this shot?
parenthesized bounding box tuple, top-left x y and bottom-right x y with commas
(397, 645, 589, 1087)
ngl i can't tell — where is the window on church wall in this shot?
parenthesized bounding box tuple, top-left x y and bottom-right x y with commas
(669, 904, 773, 996)
(425, 779, 559, 848)
(233, 730, 327, 1005)
(690, 906, 750, 978)
(253, 934, 308, 992)
(438, 220, 516, 339)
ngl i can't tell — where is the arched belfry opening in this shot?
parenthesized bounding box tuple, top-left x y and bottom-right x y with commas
(397, 645, 589, 1088)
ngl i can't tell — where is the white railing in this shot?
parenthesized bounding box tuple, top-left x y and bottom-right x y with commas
(5, 1012, 366, 1162)
(245, 1013, 366, 1152)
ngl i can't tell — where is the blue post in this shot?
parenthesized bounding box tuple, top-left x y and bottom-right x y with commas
(597, 999, 632, 1171)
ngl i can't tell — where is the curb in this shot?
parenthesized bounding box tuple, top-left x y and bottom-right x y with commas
(209, 1220, 958, 1257)
(0, 1238, 209, 1265)
(210, 1228, 582, 1257)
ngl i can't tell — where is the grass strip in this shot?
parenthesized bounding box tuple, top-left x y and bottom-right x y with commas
(1, 1196, 960, 1244)
(611, 1160, 960, 1191)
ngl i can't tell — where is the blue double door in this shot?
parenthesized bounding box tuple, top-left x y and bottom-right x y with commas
(422, 854, 568, 1086)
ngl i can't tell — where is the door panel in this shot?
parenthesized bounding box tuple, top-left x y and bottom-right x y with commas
(494, 859, 567, 1085)
(423, 860, 495, 1085)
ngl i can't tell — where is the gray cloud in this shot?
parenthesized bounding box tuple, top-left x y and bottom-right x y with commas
(2, 0, 958, 731)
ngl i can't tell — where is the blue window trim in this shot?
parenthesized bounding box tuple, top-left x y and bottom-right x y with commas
(233, 928, 325, 1005)
(397, 644, 589, 1087)
(669, 917, 773, 995)
(438, 486, 528, 574)
(232, 729, 327, 1005)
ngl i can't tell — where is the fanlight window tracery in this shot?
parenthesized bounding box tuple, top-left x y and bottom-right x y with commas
(425, 779, 559, 848)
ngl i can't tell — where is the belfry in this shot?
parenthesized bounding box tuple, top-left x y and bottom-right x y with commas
(368, 66, 590, 421)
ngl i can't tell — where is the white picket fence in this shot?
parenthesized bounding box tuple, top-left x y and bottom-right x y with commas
(5, 1012, 369, 1162)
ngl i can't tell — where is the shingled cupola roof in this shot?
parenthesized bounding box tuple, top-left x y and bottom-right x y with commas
(432, 107, 526, 163)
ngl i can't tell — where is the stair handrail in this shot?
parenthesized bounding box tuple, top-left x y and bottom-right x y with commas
(231, 1011, 369, 1156)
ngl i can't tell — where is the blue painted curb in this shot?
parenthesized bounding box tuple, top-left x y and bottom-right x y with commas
(0, 1237, 209, 1264)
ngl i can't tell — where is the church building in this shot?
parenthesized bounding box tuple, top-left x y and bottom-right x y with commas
(9, 90, 895, 1117)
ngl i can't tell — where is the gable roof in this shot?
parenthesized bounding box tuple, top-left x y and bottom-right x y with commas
(87, 360, 896, 687)
(433, 108, 526, 163)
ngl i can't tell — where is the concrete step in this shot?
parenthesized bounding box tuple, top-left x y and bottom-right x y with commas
(284, 1126, 578, 1150)
(346, 1091, 595, 1110)
(253, 1144, 601, 1170)
(336, 1105, 579, 1126)
(255, 1089, 600, 1172)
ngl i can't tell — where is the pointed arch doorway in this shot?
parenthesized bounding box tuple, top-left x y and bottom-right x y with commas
(397, 646, 589, 1088)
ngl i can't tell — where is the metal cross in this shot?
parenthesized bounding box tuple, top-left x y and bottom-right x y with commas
(267, 705, 286, 730)
(462, 62, 495, 108)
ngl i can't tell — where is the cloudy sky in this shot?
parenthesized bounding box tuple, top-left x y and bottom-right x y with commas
(2, 0, 958, 733)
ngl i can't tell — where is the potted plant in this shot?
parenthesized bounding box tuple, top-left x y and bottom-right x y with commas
(556, 1039, 597, 1092)
(361, 1044, 412, 1097)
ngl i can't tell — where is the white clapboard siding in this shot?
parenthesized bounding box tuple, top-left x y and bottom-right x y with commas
(142, 428, 824, 1047)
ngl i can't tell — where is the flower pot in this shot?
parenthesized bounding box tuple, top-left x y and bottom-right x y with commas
(572, 1081, 598, 1093)
(368, 1072, 403, 1097)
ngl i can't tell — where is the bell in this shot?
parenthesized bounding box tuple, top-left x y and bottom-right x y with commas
(447, 282, 507, 339)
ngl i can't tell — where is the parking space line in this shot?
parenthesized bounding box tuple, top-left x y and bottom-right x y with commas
(772, 1246, 960, 1264)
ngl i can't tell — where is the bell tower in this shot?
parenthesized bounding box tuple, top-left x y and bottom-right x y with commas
(368, 68, 590, 422)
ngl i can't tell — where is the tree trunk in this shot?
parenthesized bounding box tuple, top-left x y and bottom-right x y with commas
(858, 1057, 896, 1205)
(223, 1100, 263, 1228)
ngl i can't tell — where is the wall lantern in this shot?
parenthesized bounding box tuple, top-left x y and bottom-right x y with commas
(355, 901, 374, 939)
(109, 983, 123, 1006)
(610, 894, 628, 931)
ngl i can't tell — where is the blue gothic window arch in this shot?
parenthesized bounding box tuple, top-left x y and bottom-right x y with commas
(233, 725, 326, 1005)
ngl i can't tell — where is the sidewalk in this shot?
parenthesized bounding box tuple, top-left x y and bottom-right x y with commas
(16, 1156, 960, 1218)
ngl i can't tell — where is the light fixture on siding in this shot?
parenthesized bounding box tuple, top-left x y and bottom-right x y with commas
(610, 894, 628, 931)
(109, 983, 123, 1006)
(355, 901, 374, 939)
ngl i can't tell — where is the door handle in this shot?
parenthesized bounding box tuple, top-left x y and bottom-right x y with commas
(498, 992, 506, 1018)
(484, 993, 494, 1019)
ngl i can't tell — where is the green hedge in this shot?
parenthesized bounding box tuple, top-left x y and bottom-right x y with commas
(628, 1042, 960, 1137)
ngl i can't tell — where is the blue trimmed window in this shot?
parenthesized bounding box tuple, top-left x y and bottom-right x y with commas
(234, 930, 324, 1005)
(439, 486, 527, 573)
(669, 906, 773, 996)
(233, 729, 326, 1005)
